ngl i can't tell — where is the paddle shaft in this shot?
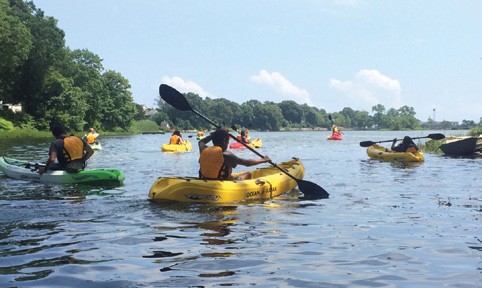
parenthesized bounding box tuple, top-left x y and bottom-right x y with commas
(359, 133, 445, 147)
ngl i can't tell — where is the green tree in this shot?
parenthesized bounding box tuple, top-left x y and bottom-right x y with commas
(372, 104, 386, 129)
(64, 49, 107, 129)
(279, 100, 303, 124)
(42, 69, 88, 131)
(9, 0, 66, 121)
(0, 0, 33, 102)
(340, 107, 355, 127)
(254, 102, 284, 131)
(353, 110, 372, 129)
(101, 70, 137, 130)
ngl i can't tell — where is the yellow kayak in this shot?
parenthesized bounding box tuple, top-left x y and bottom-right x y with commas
(161, 140, 192, 152)
(148, 158, 304, 203)
(366, 144, 424, 162)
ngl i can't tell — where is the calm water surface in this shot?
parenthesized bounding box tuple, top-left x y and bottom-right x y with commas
(0, 131, 480, 287)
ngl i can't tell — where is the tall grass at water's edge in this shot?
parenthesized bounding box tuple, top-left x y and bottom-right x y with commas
(420, 127, 481, 154)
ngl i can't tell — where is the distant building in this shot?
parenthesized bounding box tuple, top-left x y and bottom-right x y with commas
(160, 121, 170, 130)
(0, 101, 22, 113)
(139, 104, 157, 117)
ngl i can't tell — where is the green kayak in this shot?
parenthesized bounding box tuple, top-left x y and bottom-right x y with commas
(0, 156, 125, 185)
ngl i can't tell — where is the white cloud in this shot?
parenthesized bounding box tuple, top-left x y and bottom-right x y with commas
(329, 69, 401, 109)
(160, 76, 212, 98)
(250, 70, 312, 105)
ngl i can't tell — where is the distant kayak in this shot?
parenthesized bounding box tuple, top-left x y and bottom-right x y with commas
(89, 142, 103, 150)
(229, 138, 262, 149)
(366, 144, 424, 162)
(0, 156, 125, 185)
(161, 140, 192, 152)
(327, 132, 343, 140)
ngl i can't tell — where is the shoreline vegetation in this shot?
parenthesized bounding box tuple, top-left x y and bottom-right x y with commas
(1, 124, 479, 139)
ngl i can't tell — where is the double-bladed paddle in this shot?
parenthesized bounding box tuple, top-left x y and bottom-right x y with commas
(159, 84, 329, 200)
(359, 133, 445, 147)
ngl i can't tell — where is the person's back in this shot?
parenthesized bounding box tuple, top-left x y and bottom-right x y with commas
(39, 123, 94, 174)
(198, 128, 270, 180)
(170, 131, 183, 145)
(392, 136, 419, 153)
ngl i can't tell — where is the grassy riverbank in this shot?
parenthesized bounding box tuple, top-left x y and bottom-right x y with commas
(0, 129, 139, 139)
(0, 120, 165, 139)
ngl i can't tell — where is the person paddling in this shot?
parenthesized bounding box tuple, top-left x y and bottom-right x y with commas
(85, 128, 97, 144)
(169, 130, 184, 145)
(39, 123, 94, 174)
(391, 136, 419, 153)
(198, 128, 270, 180)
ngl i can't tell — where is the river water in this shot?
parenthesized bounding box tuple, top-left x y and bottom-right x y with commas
(0, 130, 480, 287)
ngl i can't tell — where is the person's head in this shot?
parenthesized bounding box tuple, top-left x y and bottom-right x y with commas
(51, 123, 67, 138)
(402, 136, 411, 143)
(211, 128, 230, 150)
(89, 128, 95, 133)
(241, 130, 246, 137)
(173, 130, 181, 136)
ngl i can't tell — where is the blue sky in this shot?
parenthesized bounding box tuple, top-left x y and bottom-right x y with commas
(34, 0, 481, 123)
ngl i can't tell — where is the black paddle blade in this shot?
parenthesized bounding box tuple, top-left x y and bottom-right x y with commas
(159, 84, 193, 111)
(359, 141, 375, 147)
(428, 133, 445, 140)
(297, 179, 329, 200)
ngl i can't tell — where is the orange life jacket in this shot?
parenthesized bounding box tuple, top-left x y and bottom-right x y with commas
(199, 146, 231, 179)
(170, 135, 181, 144)
(406, 146, 417, 154)
(62, 136, 84, 162)
(86, 133, 96, 144)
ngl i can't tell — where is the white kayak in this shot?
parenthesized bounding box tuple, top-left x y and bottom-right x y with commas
(89, 141, 103, 150)
(0, 157, 125, 185)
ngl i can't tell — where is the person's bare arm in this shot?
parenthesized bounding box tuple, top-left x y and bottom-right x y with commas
(38, 151, 57, 175)
(237, 156, 271, 167)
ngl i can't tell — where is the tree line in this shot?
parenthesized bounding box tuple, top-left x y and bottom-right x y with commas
(151, 92, 428, 131)
(0, 0, 137, 132)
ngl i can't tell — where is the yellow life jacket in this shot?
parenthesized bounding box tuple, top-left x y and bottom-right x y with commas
(170, 135, 181, 144)
(63, 136, 84, 162)
(86, 133, 96, 144)
(199, 146, 231, 179)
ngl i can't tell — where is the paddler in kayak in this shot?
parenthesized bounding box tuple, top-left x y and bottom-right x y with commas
(391, 136, 419, 153)
(39, 123, 94, 174)
(196, 130, 205, 140)
(85, 127, 97, 144)
(198, 128, 270, 180)
(240, 130, 250, 143)
(169, 130, 184, 145)
(331, 124, 342, 136)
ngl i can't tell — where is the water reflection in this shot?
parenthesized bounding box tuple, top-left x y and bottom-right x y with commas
(0, 131, 480, 287)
